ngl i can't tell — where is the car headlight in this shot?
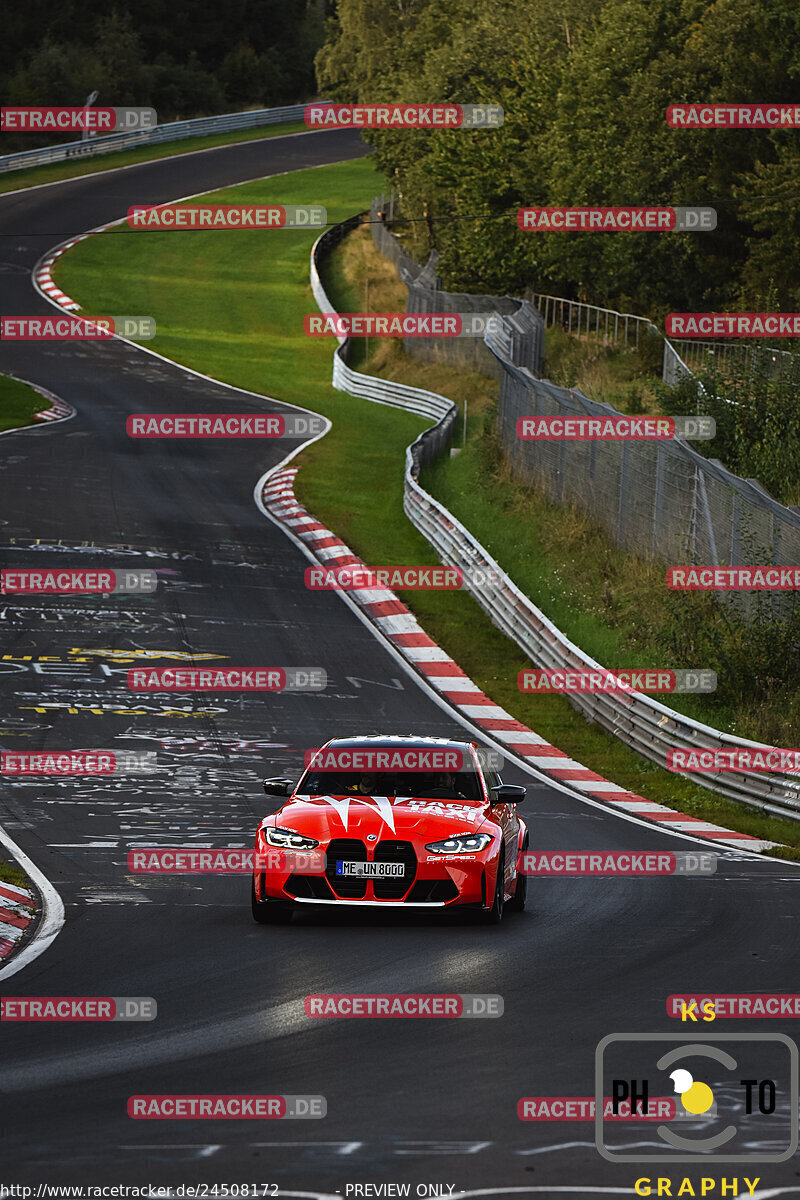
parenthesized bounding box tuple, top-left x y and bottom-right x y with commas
(425, 832, 493, 854)
(264, 826, 319, 850)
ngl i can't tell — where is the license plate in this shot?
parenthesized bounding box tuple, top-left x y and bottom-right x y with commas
(336, 861, 405, 878)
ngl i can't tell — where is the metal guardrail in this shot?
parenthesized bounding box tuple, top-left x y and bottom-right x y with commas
(670, 337, 800, 380)
(534, 293, 652, 346)
(310, 218, 455, 424)
(0, 103, 308, 173)
(532, 292, 697, 388)
(310, 217, 800, 823)
(534, 293, 800, 388)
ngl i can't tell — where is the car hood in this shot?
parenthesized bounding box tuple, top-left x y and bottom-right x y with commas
(263, 793, 489, 840)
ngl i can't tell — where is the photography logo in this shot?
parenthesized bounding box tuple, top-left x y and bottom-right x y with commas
(595, 1033, 798, 1162)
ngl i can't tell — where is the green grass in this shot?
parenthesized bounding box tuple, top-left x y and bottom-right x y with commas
(0, 857, 33, 891)
(0, 375, 53, 432)
(0, 120, 309, 195)
(543, 324, 663, 413)
(53, 160, 800, 854)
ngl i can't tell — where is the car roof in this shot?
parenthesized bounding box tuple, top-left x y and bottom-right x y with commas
(321, 734, 477, 751)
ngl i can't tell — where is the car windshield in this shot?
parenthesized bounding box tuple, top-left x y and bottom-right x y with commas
(297, 766, 484, 802)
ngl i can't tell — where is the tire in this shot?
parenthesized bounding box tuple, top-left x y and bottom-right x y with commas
(506, 833, 528, 912)
(251, 876, 293, 924)
(481, 848, 505, 925)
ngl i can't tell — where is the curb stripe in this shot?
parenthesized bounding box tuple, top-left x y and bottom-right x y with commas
(262, 467, 774, 855)
(0, 881, 34, 903)
(0, 882, 35, 961)
(33, 233, 90, 311)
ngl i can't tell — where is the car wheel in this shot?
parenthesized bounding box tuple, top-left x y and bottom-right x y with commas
(251, 876, 293, 924)
(506, 835, 527, 912)
(481, 848, 505, 925)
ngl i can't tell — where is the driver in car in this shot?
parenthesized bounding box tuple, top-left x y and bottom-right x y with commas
(424, 771, 467, 798)
(347, 771, 380, 795)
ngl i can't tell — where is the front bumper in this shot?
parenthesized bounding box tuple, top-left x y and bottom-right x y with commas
(254, 834, 496, 907)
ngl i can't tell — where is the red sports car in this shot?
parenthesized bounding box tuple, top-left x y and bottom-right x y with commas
(251, 734, 528, 924)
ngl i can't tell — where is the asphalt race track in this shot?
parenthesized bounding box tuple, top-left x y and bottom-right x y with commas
(1, 128, 798, 1196)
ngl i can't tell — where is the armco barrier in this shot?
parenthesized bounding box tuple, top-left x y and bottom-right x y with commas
(310, 216, 800, 823)
(0, 104, 308, 174)
(310, 217, 456, 427)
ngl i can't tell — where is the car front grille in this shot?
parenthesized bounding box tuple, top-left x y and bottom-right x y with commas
(373, 840, 417, 899)
(325, 838, 368, 898)
(325, 837, 417, 900)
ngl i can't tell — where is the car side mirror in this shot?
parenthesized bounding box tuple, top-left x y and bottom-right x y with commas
(262, 777, 295, 797)
(490, 783, 526, 804)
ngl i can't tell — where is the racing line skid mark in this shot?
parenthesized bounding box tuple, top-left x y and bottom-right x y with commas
(261, 467, 773, 854)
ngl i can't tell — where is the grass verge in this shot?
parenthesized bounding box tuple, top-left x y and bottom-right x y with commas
(53, 164, 800, 854)
(543, 324, 663, 413)
(0, 857, 32, 890)
(0, 120, 309, 196)
(0, 376, 53, 432)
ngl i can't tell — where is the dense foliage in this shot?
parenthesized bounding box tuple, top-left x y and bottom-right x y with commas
(316, 0, 800, 316)
(665, 347, 800, 506)
(1, 1, 326, 143)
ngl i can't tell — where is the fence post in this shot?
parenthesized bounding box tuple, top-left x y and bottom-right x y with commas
(695, 468, 719, 565)
(652, 443, 665, 557)
(730, 490, 741, 564)
(616, 442, 630, 544)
